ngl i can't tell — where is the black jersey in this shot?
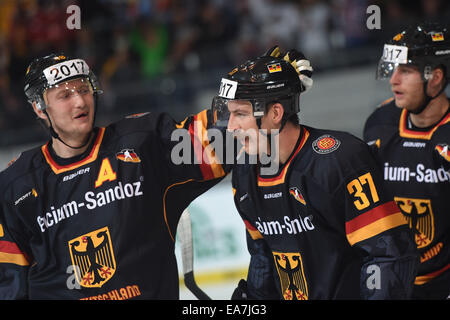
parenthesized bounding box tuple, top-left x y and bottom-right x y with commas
(232, 125, 418, 300)
(0, 110, 227, 299)
(364, 99, 450, 299)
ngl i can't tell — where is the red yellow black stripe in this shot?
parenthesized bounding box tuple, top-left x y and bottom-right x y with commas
(244, 220, 263, 240)
(185, 110, 225, 180)
(399, 109, 450, 140)
(415, 263, 450, 285)
(258, 127, 309, 187)
(41, 127, 105, 174)
(0, 240, 30, 266)
(346, 201, 407, 246)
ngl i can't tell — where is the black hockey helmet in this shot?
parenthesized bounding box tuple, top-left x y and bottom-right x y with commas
(24, 53, 103, 149)
(24, 53, 102, 110)
(211, 54, 302, 128)
(377, 22, 450, 81)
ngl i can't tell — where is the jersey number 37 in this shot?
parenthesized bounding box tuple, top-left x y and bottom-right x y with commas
(346, 172, 380, 210)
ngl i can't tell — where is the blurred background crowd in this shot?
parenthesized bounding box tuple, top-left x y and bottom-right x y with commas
(0, 0, 449, 147)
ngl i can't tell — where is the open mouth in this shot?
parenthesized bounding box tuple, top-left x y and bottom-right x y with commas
(393, 90, 404, 98)
(74, 112, 88, 119)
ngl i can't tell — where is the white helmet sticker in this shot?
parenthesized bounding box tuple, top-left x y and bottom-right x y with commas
(381, 44, 408, 64)
(218, 78, 238, 99)
(43, 59, 90, 86)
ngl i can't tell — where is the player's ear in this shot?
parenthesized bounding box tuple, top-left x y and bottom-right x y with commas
(32, 102, 47, 120)
(428, 67, 445, 96)
(269, 102, 284, 126)
(430, 67, 445, 90)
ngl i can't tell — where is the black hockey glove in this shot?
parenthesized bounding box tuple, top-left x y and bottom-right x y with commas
(231, 279, 248, 300)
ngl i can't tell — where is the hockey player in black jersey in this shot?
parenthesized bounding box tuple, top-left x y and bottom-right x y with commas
(0, 53, 228, 299)
(364, 22, 450, 299)
(212, 46, 419, 300)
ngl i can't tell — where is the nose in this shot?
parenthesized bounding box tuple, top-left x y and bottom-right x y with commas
(72, 91, 87, 108)
(390, 68, 401, 86)
(227, 113, 239, 132)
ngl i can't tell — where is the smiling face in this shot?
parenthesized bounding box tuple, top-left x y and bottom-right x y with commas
(35, 77, 95, 142)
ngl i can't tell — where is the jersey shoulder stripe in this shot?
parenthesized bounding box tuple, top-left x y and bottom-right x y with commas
(0, 240, 30, 266)
(345, 201, 407, 246)
(187, 110, 225, 180)
(244, 219, 264, 240)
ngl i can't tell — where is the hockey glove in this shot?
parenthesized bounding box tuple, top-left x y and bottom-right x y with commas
(231, 279, 248, 300)
(283, 49, 313, 92)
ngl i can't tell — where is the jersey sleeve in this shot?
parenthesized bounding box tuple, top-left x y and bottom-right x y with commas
(119, 109, 230, 184)
(155, 109, 229, 183)
(363, 110, 383, 157)
(122, 110, 231, 241)
(363, 99, 397, 156)
(335, 144, 419, 299)
(0, 202, 32, 299)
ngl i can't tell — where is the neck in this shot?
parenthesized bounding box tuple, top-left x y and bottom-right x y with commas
(51, 132, 94, 158)
(410, 94, 449, 128)
(275, 122, 301, 164)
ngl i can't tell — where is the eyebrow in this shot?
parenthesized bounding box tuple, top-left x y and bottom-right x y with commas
(230, 107, 251, 113)
(398, 64, 419, 71)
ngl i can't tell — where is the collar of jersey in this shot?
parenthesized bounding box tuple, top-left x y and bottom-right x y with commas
(257, 127, 310, 187)
(41, 127, 105, 174)
(399, 108, 450, 140)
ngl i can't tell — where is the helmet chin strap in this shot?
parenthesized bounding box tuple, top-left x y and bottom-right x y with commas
(43, 109, 92, 150)
(255, 114, 288, 160)
(410, 78, 448, 115)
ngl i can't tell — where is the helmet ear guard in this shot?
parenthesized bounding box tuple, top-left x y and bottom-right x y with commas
(35, 101, 43, 111)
